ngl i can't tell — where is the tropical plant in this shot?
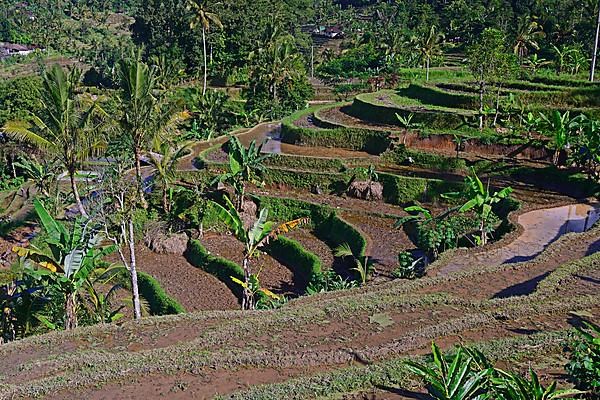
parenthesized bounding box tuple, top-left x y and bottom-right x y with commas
(147, 140, 191, 213)
(525, 54, 551, 74)
(13, 156, 59, 198)
(405, 342, 490, 400)
(306, 270, 358, 294)
(213, 135, 272, 210)
(187, 0, 223, 95)
(333, 242, 374, 285)
(231, 269, 281, 311)
(393, 251, 423, 280)
(117, 56, 189, 209)
(566, 318, 600, 396)
(539, 110, 579, 166)
(445, 172, 512, 247)
(552, 44, 575, 75)
(396, 112, 415, 129)
(2, 65, 107, 217)
(513, 16, 545, 64)
(210, 195, 308, 309)
(491, 368, 585, 399)
(13, 199, 114, 330)
(414, 25, 445, 81)
(570, 115, 600, 181)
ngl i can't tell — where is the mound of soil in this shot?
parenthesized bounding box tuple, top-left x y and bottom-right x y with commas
(347, 181, 383, 201)
(146, 232, 188, 255)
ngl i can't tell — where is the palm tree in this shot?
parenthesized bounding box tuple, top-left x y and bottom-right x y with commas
(13, 199, 114, 330)
(3, 65, 106, 217)
(513, 16, 545, 64)
(414, 25, 445, 81)
(187, 0, 223, 96)
(213, 135, 272, 210)
(117, 57, 189, 209)
(210, 196, 308, 309)
(147, 140, 191, 213)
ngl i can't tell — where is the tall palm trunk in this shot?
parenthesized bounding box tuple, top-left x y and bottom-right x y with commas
(202, 26, 208, 96)
(134, 147, 148, 209)
(65, 291, 78, 330)
(128, 219, 142, 319)
(69, 168, 88, 217)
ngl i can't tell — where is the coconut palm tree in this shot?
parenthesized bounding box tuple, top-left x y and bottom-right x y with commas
(117, 57, 189, 209)
(513, 16, 545, 64)
(187, 0, 223, 95)
(3, 65, 107, 217)
(147, 140, 191, 213)
(414, 25, 445, 81)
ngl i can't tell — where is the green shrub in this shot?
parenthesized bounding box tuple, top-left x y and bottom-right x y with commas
(265, 154, 346, 172)
(137, 272, 186, 315)
(306, 270, 358, 294)
(382, 145, 468, 172)
(265, 236, 322, 290)
(280, 122, 391, 154)
(393, 252, 423, 279)
(566, 319, 600, 396)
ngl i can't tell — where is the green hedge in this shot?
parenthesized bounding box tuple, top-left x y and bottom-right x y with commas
(256, 195, 367, 257)
(265, 236, 322, 290)
(185, 239, 245, 300)
(399, 84, 478, 109)
(280, 121, 391, 154)
(316, 213, 367, 257)
(382, 146, 468, 173)
(265, 154, 346, 172)
(137, 272, 186, 315)
(348, 95, 474, 129)
(378, 172, 463, 204)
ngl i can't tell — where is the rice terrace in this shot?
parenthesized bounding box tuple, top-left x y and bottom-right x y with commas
(1, 1, 600, 399)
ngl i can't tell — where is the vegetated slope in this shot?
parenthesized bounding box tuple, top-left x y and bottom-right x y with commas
(0, 223, 598, 399)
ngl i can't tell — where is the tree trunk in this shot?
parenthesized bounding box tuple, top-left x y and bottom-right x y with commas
(69, 169, 88, 218)
(479, 81, 485, 130)
(65, 291, 77, 330)
(128, 219, 142, 319)
(426, 57, 430, 81)
(590, 1, 600, 82)
(242, 257, 253, 310)
(202, 26, 207, 96)
(553, 148, 561, 166)
(134, 147, 148, 209)
(480, 218, 487, 247)
(493, 85, 502, 126)
(162, 188, 169, 213)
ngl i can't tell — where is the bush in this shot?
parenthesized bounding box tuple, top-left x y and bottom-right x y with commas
(566, 319, 600, 396)
(265, 237, 322, 290)
(306, 270, 358, 294)
(137, 272, 186, 315)
(393, 252, 423, 279)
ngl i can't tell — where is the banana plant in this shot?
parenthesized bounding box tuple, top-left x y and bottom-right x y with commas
(539, 110, 579, 166)
(490, 368, 585, 400)
(210, 195, 308, 309)
(213, 135, 272, 210)
(13, 157, 60, 198)
(13, 199, 114, 329)
(396, 112, 416, 129)
(231, 270, 281, 310)
(405, 342, 491, 400)
(333, 243, 374, 285)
